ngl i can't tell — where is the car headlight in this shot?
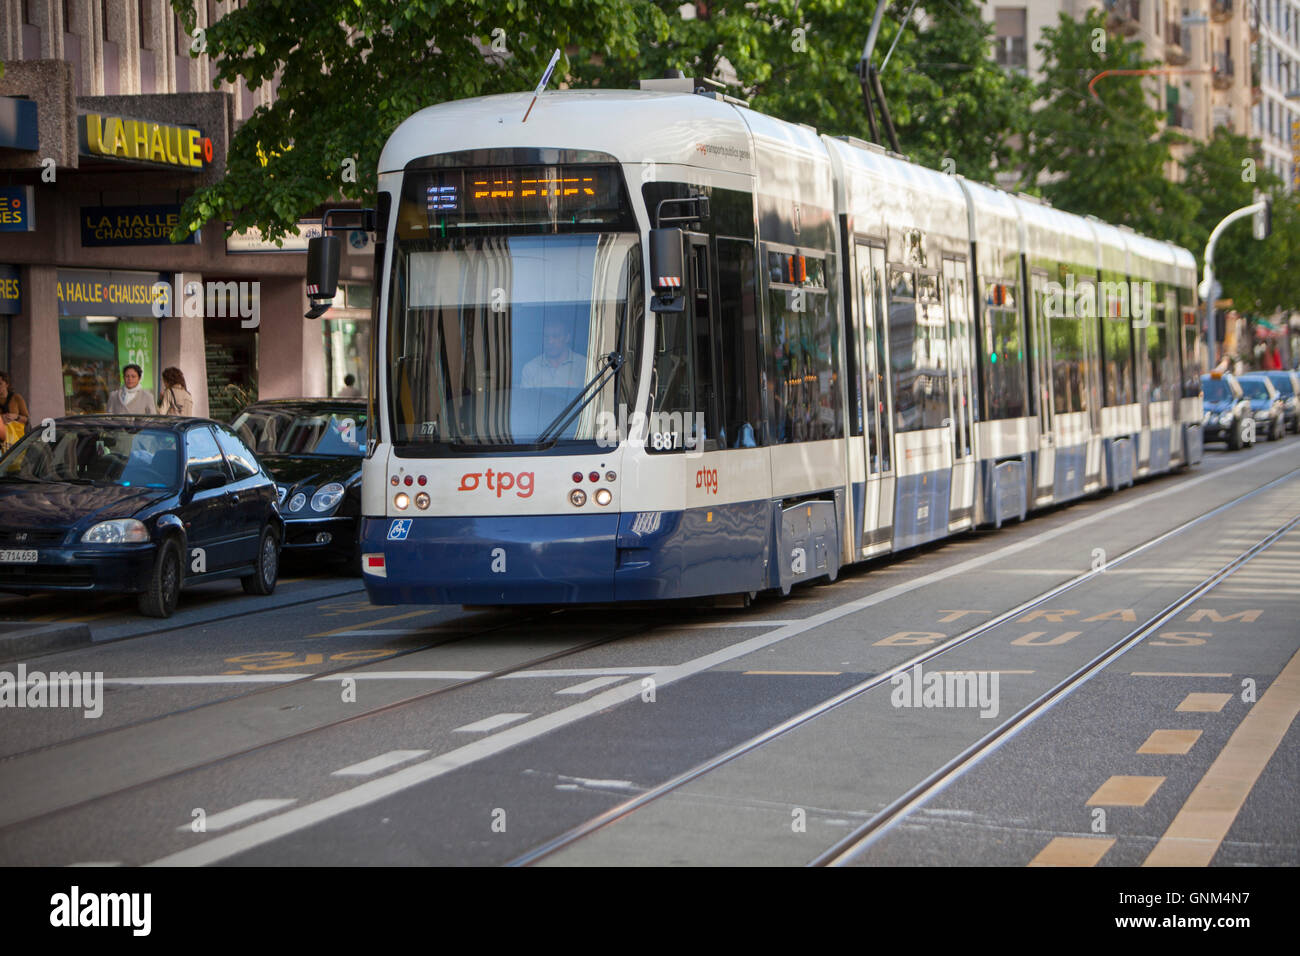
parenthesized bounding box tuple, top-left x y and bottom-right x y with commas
(81, 518, 149, 544)
(1253, 410, 1270, 420)
(288, 492, 307, 513)
(1219, 412, 1234, 426)
(311, 482, 345, 512)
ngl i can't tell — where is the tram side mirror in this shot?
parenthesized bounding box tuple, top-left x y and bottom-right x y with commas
(305, 235, 341, 319)
(649, 228, 686, 313)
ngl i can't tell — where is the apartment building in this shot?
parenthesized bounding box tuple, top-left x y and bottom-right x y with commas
(0, 0, 372, 427)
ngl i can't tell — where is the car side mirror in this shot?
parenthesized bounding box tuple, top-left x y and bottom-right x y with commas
(188, 470, 226, 494)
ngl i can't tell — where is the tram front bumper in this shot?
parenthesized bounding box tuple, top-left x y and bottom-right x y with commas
(360, 514, 620, 605)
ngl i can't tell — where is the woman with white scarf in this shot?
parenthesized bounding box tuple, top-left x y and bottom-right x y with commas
(106, 364, 158, 415)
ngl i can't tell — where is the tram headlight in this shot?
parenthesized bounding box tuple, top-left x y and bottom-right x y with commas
(415, 492, 430, 510)
(594, 488, 612, 506)
(395, 492, 410, 509)
(311, 482, 345, 512)
(569, 489, 587, 507)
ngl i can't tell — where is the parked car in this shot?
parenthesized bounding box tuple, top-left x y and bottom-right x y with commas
(1241, 370, 1300, 433)
(0, 417, 282, 617)
(230, 399, 365, 570)
(1200, 373, 1256, 450)
(1235, 373, 1286, 441)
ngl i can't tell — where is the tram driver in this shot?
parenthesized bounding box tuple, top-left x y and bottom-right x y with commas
(521, 316, 587, 391)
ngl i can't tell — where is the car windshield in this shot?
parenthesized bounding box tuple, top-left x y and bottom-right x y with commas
(231, 408, 367, 457)
(1238, 379, 1271, 401)
(1264, 373, 1295, 397)
(0, 425, 181, 488)
(1201, 378, 1233, 402)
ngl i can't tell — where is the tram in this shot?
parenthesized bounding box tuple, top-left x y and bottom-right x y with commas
(306, 79, 1205, 606)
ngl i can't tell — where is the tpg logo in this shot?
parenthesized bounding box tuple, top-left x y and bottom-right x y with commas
(695, 467, 719, 495)
(458, 469, 534, 498)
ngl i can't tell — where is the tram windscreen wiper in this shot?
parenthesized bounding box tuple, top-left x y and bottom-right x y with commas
(535, 351, 623, 448)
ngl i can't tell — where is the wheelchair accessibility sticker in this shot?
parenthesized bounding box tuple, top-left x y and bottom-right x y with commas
(387, 519, 412, 540)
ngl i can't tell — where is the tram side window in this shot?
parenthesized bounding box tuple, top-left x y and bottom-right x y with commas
(1147, 302, 1170, 402)
(888, 268, 921, 432)
(716, 238, 762, 447)
(1102, 316, 1133, 406)
(690, 242, 721, 451)
(764, 249, 839, 444)
(1180, 308, 1204, 397)
(1050, 315, 1086, 414)
(983, 282, 1027, 420)
(651, 309, 695, 452)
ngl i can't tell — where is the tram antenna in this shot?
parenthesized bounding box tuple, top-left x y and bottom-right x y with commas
(856, 1, 904, 154)
(522, 48, 562, 123)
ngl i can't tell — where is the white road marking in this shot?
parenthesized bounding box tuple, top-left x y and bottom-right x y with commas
(678, 620, 798, 628)
(332, 750, 430, 777)
(318, 671, 487, 681)
(176, 799, 297, 833)
(498, 667, 662, 679)
(556, 676, 629, 695)
(146, 447, 1300, 866)
(453, 713, 531, 733)
(314, 629, 472, 637)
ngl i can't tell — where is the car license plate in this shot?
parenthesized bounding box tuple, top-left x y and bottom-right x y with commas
(0, 549, 38, 563)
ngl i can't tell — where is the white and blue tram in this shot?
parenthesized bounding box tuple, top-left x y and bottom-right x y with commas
(325, 81, 1205, 605)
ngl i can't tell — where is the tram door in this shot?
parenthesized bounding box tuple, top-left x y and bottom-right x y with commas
(944, 258, 975, 530)
(854, 241, 894, 555)
(1030, 271, 1055, 505)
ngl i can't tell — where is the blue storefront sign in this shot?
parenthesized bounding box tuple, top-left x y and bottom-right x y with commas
(0, 265, 20, 314)
(0, 186, 35, 232)
(80, 204, 199, 247)
(56, 270, 169, 317)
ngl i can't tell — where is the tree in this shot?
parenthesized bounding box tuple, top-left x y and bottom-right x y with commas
(1020, 9, 1197, 241)
(169, 0, 666, 243)
(571, 1, 1031, 184)
(1183, 129, 1298, 316)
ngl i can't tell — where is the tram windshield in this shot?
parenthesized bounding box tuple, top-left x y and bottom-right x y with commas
(387, 165, 643, 453)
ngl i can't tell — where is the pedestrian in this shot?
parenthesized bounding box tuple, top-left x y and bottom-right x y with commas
(1266, 344, 1283, 371)
(159, 367, 195, 416)
(0, 370, 30, 452)
(338, 373, 361, 398)
(106, 364, 158, 415)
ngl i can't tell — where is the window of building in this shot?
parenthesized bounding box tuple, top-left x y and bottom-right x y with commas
(994, 7, 1028, 71)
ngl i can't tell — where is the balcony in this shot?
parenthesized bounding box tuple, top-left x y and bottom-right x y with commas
(1105, 0, 1142, 35)
(1211, 0, 1232, 23)
(1167, 105, 1195, 131)
(1213, 52, 1234, 89)
(1165, 23, 1189, 64)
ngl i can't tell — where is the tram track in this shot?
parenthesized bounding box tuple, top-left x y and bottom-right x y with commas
(0, 611, 662, 833)
(507, 467, 1300, 866)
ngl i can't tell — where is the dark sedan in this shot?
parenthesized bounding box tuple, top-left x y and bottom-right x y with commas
(1200, 373, 1255, 449)
(230, 400, 365, 569)
(0, 417, 283, 617)
(1236, 374, 1286, 442)
(1240, 370, 1300, 433)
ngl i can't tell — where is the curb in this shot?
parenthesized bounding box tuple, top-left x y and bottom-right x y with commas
(0, 621, 94, 662)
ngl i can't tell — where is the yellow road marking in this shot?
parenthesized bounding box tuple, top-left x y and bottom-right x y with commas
(310, 608, 437, 638)
(1131, 672, 1232, 677)
(1086, 775, 1165, 807)
(742, 670, 842, 676)
(1138, 729, 1202, 755)
(1144, 647, 1300, 867)
(1176, 692, 1232, 713)
(1028, 836, 1116, 867)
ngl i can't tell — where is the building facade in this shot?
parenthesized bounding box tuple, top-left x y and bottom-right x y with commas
(0, 0, 373, 428)
(1254, 0, 1300, 188)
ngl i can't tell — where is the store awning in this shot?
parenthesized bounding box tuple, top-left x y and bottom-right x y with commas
(59, 328, 116, 361)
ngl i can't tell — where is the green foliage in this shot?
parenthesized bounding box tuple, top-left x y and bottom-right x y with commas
(1019, 9, 1196, 241)
(1183, 129, 1297, 315)
(168, 0, 665, 243)
(571, 0, 1030, 184)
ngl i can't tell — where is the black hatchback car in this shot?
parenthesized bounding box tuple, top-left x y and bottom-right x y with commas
(1201, 373, 1255, 449)
(0, 417, 283, 617)
(230, 399, 365, 568)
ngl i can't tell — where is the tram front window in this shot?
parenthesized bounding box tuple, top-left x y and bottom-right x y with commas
(387, 162, 643, 453)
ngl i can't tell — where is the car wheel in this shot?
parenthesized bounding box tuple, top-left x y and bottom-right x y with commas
(1228, 420, 1243, 450)
(241, 527, 280, 595)
(139, 539, 182, 618)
